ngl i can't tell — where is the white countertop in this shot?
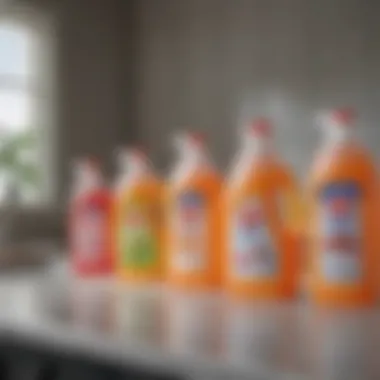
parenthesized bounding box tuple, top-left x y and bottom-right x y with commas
(0, 261, 378, 380)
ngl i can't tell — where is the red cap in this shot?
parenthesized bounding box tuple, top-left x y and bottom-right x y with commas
(248, 118, 272, 137)
(78, 156, 100, 170)
(128, 146, 147, 160)
(187, 131, 206, 147)
(73, 157, 101, 178)
(116, 145, 147, 160)
(330, 107, 356, 126)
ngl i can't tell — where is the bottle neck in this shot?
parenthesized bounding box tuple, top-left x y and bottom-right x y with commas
(73, 168, 102, 197)
(317, 109, 356, 149)
(118, 151, 151, 183)
(171, 137, 212, 183)
(243, 135, 272, 158)
(322, 122, 355, 148)
(185, 144, 209, 166)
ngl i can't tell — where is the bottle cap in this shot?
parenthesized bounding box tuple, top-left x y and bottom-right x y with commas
(127, 146, 148, 161)
(247, 117, 272, 138)
(186, 131, 206, 147)
(119, 146, 152, 180)
(330, 107, 356, 126)
(318, 107, 356, 128)
(72, 156, 102, 194)
(174, 130, 207, 155)
(73, 156, 101, 173)
(171, 130, 212, 182)
(117, 145, 147, 164)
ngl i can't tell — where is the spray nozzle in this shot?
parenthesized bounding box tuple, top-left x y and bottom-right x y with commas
(331, 107, 356, 126)
(239, 117, 273, 157)
(317, 107, 356, 129)
(317, 106, 357, 144)
(171, 130, 212, 180)
(117, 146, 151, 179)
(173, 130, 206, 155)
(127, 147, 148, 164)
(73, 156, 101, 176)
(72, 156, 103, 192)
(117, 146, 146, 165)
(176, 130, 205, 145)
(187, 131, 206, 147)
(246, 117, 273, 138)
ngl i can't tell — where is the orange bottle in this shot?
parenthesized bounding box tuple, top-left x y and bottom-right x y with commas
(307, 107, 378, 307)
(114, 148, 163, 282)
(224, 119, 301, 299)
(166, 132, 222, 289)
(69, 158, 114, 276)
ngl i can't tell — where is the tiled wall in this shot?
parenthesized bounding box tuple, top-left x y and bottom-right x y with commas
(12, 0, 380, 242)
(9, 0, 131, 243)
(132, 0, 380, 178)
(56, 0, 128, 194)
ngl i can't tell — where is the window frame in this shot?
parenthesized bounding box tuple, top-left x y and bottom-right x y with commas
(0, 4, 57, 209)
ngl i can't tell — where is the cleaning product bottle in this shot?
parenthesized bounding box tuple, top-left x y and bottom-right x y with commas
(114, 148, 163, 282)
(69, 158, 113, 276)
(307, 107, 378, 307)
(167, 132, 222, 289)
(224, 118, 301, 299)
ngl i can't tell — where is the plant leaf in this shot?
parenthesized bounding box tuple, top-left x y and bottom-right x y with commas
(0, 129, 40, 190)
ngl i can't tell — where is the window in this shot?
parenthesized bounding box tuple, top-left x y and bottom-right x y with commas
(0, 11, 53, 205)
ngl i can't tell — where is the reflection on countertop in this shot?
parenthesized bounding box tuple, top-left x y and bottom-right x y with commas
(0, 262, 379, 380)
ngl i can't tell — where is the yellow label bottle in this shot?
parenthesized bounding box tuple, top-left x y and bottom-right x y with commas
(114, 148, 163, 282)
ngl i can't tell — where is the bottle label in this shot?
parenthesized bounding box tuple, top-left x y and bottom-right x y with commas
(120, 199, 159, 269)
(319, 182, 362, 283)
(231, 198, 277, 278)
(173, 192, 207, 271)
(75, 205, 106, 261)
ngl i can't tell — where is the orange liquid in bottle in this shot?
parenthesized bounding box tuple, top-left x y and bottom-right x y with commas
(166, 132, 222, 289)
(224, 119, 301, 299)
(307, 107, 378, 307)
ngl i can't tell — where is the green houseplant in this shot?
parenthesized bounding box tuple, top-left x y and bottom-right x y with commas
(0, 129, 51, 266)
(0, 128, 40, 204)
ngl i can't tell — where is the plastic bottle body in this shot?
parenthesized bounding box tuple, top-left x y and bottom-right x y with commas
(114, 150, 164, 283)
(166, 133, 222, 290)
(69, 160, 113, 276)
(224, 119, 301, 299)
(308, 145, 378, 307)
(307, 108, 379, 307)
(167, 169, 222, 289)
(224, 157, 300, 299)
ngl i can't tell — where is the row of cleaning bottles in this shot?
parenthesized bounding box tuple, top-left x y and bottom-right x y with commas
(69, 107, 379, 307)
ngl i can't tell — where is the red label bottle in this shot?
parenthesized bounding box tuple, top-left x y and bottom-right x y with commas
(69, 158, 113, 276)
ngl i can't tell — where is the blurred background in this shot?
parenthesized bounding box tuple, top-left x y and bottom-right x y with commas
(1, 1, 380, 379)
(0, 0, 380, 263)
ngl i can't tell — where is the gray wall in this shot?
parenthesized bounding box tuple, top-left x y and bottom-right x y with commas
(12, 0, 380, 242)
(132, 0, 380, 176)
(56, 0, 131, 196)
(10, 0, 131, 242)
